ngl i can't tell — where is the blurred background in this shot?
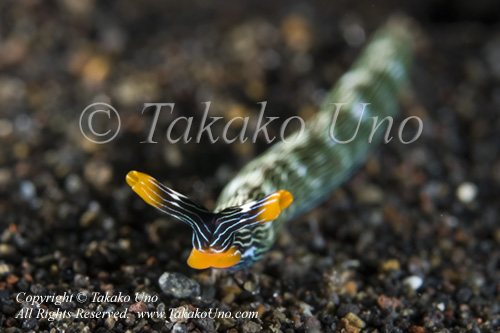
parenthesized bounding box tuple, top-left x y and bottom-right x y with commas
(1, 0, 500, 331)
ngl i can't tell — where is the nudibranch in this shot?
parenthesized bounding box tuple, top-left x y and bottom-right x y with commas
(126, 170, 293, 269)
(125, 16, 415, 271)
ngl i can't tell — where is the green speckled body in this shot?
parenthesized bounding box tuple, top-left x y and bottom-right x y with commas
(216, 17, 415, 269)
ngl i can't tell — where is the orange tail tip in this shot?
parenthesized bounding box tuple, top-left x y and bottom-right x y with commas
(125, 170, 164, 208)
(126, 171, 138, 187)
(259, 190, 293, 223)
(126, 170, 146, 187)
(187, 247, 242, 269)
(277, 190, 293, 210)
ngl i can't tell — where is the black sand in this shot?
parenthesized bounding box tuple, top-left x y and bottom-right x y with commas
(0, 1, 499, 332)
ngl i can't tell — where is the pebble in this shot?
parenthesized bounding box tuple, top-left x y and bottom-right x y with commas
(456, 287, 473, 303)
(456, 182, 478, 203)
(243, 280, 259, 294)
(84, 161, 113, 188)
(158, 272, 200, 298)
(22, 318, 38, 330)
(193, 317, 216, 332)
(407, 256, 431, 276)
(0, 119, 13, 137)
(344, 312, 366, 329)
(172, 323, 188, 333)
(218, 317, 237, 331)
(65, 174, 83, 194)
(14, 114, 32, 133)
(299, 302, 314, 317)
(74, 274, 90, 288)
(151, 303, 167, 323)
(170, 305, 190, 323)
(343, 281, 357, 297)
(341, 20, 366, 47)
(436, 302, 445, 311)
(339, 318, 361, 333)
(7, 274, 19, 285)
(380, 259, 401, 271)
(164, 144, 183, 168)
(354, 184, 384, 204)
(129, 302, 148, 313)
(0, 262, 12, 274)
(0, 168, 12, 186)
(221, 292, 235, 304)
(20, 180, 36, 199)
(112, 74, 159, 107)
(30, 283, 46, 295)
(303, 316, 322, 332)
(272, 309, 292, 324)
(240, 320, 262, 333)
(59, 0, 94, 16)
(124, 313, 136, 326)
(281, 14, 312, 52)
(0, 244, 16, 258)
(82, 55, 110, 85)
(104, 316, 116, 330)
(80, 209, 99, 228)
(255, 304, 267, 318)
(377, 294, 402, 310)
(337, 304, 360, 317)
(403, 275, 423, 290)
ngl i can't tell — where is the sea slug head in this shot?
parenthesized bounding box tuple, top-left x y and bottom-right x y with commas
(126, 170, 293, 269)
